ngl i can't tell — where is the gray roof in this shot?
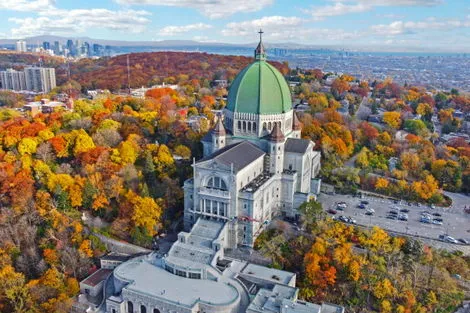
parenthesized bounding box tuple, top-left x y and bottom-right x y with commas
(198, 141, 265, 172)
(114, 259, 239, 307)
(285, 138, 311, 154)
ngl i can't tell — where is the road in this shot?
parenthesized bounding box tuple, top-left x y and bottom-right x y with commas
(317, 192, 470, 253)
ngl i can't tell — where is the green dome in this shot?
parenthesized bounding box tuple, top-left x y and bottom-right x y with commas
(226, 60, 292, 115)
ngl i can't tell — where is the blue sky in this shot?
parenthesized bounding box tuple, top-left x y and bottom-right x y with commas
(0, 0, 469, 51)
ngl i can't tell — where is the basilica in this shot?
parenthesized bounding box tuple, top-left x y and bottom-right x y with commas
(75, 33, 335, 313)
(183, 33, 321, 247)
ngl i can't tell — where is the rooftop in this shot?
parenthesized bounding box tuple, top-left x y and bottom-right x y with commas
(80, 268, 112, 287)
(285, 138, 311, 154)
(241, 172, 273, 193)
(241, 263, 295, 286)
(115, 259, 239, 307)
(198, 141, 265, 172)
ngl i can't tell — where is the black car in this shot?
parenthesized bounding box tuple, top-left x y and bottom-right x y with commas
(386, 215, 398, 220)
(433, 217, 443, 222)
(458, 238, 469, 245)
(393, 200, 399, 204)
(388, 210, 398, 215)
(432, 212, 442, 217)
(400, 208, 410, 213)
(361, 200, 369, 205)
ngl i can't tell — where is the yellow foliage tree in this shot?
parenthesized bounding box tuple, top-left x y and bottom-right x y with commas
(18, 137, 38, 155)
(375, 178, 390, 191)
(73, 129, 95, 155)
(373, 278, 396, 299)
(383, 112, 401, 129)
(127, 191, 162, 236)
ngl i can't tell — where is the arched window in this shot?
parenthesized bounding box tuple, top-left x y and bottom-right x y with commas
(253, 122, 257, 132)
(154, 309, 161, 313)
(263, 122, 267, 130)
(268, 122, 272, 130)
(243, 121, 246, 132)
(141, 305, 147, 313)
(237, 121, 241, 130)
(206, 177, 228, 191)
(127, 301, 134, 313)
(248, 122, 251, 132)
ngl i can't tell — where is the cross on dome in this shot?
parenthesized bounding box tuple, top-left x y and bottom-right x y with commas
(255, 30, 266, 60)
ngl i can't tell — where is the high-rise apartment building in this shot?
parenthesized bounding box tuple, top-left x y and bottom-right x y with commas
(16, 40, 27, 52)
(24, 67, 57, 93)
(1, 67, 56, 93)
(0, 69, 27, 91)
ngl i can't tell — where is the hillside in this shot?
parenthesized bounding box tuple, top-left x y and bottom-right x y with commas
(0, 51, 289, 91)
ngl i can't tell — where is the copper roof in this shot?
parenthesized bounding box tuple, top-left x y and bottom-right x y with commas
(269, 123, 285, 142)
(292, 112, 302, 131)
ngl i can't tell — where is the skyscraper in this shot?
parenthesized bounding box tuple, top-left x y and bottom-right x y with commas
(43, 41, 50, 50)
(16, 40, 27, 52)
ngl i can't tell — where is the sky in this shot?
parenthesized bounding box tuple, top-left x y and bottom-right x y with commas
(0, 0, 469, 52)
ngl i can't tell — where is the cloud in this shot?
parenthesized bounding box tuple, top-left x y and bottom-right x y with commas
(114, 0, 273, 19)
(0, 0, 55, 12)
(222, 16, 360, 43)
(159, 23, 212, 36)
(306, 0, 443, 20)
(348, 0, 442, 6)
(222, 16, 304, 37)
(308, 3, 370, 21)
(371, 18, 470, 36)
(9, 8, 151, 38)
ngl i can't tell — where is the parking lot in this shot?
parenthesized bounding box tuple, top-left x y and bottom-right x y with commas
(317, 192, 470, 249)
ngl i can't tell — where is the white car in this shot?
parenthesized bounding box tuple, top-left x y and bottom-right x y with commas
(432, 220, 443, 225)
(365, 208, 375, 214)
(439, 235, 459, 244)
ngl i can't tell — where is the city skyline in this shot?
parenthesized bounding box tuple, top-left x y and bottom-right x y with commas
(0, 0, 469, 52)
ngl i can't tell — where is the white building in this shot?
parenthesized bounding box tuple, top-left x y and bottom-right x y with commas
(0, 68, 26, 91)
(24, 67, 56, 93)
(183, 35, 321, 248)
(77, 219, 344, 313)
(16, 40, 27, 52)
(0, 67, 56, 93)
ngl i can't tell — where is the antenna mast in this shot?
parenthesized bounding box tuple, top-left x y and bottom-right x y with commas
(127, 54, 131, 95)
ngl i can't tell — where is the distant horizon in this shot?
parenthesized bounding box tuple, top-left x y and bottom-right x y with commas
(0, 1, 469, 53)
(0, 34, 469, 55)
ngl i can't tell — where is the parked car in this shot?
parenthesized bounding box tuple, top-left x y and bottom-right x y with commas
(337, 215, 356, 224)
(366, 208, 375, 214)
(357, 204, 366, 209)
(398, 213, 408, 221)
(433, 217, 443, 222)
(439, 235, 459, 244)
(420, 217, 432, 224)
(458, 238, 469, 245)
(432, 219, 443, 225)
(432, 212, 442, 217)
(337, 202, 347, 208)
(361, 200, 369, 205)
(365, 211, 374, 216)
(327, 208, 337, 215)
(386, 215, 398, 220)
(388, 210, 398, 215)
(400, 208, 410, 213)
(430, 204, 436, 209)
